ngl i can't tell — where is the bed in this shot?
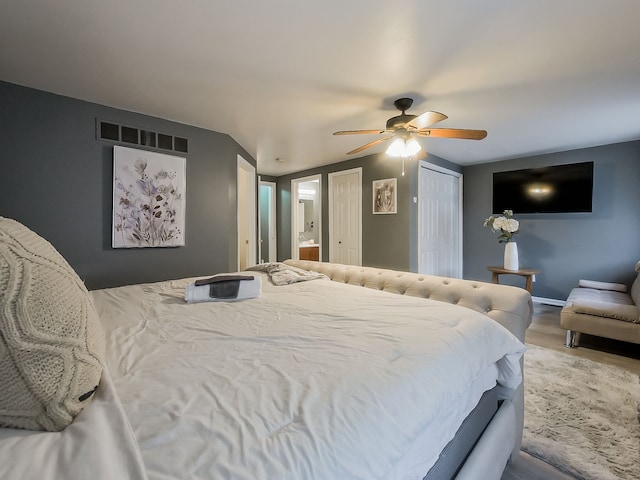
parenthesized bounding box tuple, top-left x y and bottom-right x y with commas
(0, 217, 532, 480)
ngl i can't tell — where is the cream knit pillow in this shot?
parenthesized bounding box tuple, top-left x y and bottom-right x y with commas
(0, 217, 105, 431)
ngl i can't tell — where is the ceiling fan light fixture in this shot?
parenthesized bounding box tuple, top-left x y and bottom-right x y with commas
(386, 136, 422, 157)
(385, 137, 405, 157)
(405, 137, 421, 155)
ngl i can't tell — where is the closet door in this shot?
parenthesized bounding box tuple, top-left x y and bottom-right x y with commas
(329, 168, 362, 266)
(418, 163, 462, 277)
(237, 155, 256, 271)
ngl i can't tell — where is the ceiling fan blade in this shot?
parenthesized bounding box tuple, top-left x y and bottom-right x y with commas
(347, 136, 393, 155)
(416, 128, 487, 140)
(333, 129, 392, 135)
(405, 111, 448, 130)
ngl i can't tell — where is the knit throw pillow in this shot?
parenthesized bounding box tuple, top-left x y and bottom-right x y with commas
(0, 217, 105, 431)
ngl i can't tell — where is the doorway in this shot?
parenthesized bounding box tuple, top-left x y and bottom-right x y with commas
(328, 167, 362, 266)
(291, 175, 321, 261)
(418, 162, 462, 277)
(259, 180, 277, 263)
(237, 155, 257, 271)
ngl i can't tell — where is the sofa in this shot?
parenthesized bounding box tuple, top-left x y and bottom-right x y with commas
(561, 261, 640, 347)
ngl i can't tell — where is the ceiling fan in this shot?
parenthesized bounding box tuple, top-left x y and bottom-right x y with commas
(333, 97, 487, 158)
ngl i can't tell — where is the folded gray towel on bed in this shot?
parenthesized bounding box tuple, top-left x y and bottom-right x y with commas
(185, 275, 262, 303)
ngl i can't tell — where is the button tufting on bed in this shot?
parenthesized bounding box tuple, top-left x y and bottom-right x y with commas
(284, 259, 533, 344)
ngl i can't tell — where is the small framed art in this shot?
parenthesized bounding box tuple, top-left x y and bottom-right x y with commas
(372, 178, 397, 214)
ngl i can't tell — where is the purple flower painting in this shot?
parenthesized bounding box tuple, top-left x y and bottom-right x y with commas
(112, 146, 186, 248)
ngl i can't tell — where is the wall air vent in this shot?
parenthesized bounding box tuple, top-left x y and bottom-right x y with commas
(97, 119, 188, 154)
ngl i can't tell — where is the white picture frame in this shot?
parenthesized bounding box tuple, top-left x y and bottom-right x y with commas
(372, 178, 397, 214)
(112, 146, 186, 248)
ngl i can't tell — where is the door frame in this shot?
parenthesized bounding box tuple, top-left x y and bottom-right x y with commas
(328, 167, 362, 265)
(418, 161, 463, 277)
(237, 155, 257, 271)
(291, 174, 322, 260)
(258, 179, 277, 263)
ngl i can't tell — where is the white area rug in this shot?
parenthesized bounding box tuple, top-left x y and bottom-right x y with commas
(523, 345, 640, 480)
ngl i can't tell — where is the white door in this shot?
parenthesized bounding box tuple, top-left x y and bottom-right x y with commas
(237, 156, 256, 271)
(329, 168, 362, 265)
(418, 163, 462, 277)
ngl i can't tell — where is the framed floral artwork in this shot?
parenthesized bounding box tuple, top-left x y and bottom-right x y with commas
(372, 178, 397, 214)
(112, 146, 186, 248)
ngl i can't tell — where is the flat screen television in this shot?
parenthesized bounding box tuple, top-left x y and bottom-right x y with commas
(492, 161, 594, 214)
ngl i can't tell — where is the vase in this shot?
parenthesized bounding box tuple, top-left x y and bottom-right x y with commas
(504, 242, 519, 271)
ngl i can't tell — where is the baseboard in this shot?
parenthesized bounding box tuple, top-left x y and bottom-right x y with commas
(532, 296, 565, 307)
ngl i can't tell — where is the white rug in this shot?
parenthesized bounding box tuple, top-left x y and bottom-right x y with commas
(523, 345, 640, 480)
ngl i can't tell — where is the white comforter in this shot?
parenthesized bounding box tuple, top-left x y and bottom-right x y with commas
(89, 271, 525, 480)
(0, 367, 147, 480)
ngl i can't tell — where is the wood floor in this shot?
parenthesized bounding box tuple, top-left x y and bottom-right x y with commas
(500, 302, 640, 480)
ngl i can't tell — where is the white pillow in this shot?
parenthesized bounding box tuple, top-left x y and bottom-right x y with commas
(0, 217, 105, 431)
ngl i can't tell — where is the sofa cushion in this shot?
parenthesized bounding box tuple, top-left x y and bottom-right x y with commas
(630, 263, 640, 307)
(566, 287, 634, 306)
(0, 217, 105, 431)
(578, 279, 627, 292)
(569, 300, 639, 324)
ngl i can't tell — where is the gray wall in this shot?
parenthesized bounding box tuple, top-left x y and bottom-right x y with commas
(275, 140, 639, 302)
(4, 81, 636, 300)
(276, 153, 460, 272)
(463, 141, 640, 300)
(0, 81, 256, 290)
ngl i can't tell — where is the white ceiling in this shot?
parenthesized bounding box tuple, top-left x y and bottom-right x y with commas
(2, 1, 640, 176)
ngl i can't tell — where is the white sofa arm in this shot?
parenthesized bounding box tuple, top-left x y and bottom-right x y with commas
(578, 279, 627, 292)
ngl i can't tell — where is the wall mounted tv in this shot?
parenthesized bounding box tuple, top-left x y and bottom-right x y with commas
(492, 161, 594, 214)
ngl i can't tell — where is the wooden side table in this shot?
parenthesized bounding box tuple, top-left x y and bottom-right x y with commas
(487, 266, 540, 294)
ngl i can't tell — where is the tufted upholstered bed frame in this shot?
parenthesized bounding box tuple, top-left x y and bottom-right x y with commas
(284, 259, 533, 479)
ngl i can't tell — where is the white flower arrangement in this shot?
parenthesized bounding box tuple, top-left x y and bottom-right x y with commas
(483, 209, 519, 243)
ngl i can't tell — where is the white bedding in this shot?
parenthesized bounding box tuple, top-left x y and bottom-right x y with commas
(87, 271, 525, 480)
(0, 367, 147, 480)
